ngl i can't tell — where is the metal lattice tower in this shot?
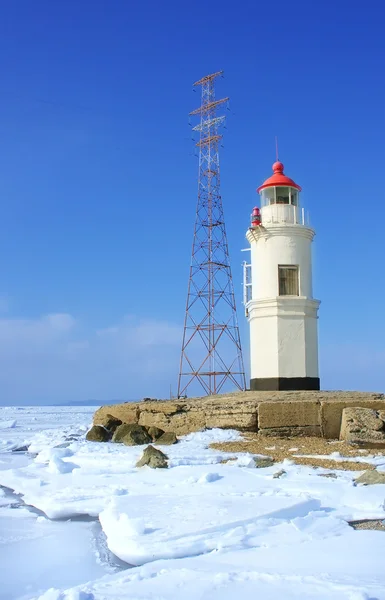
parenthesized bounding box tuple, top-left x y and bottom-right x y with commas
(177, 71, 246, 398)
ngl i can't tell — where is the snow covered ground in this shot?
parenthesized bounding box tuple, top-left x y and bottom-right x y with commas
(1, 406, 385, 600)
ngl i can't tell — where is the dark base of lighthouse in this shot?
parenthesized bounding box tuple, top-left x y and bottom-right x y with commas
(250, 377, 320, 392)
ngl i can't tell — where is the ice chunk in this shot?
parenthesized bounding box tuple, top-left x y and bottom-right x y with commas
(47, 454, 80, 475)
(197, 472, 222, 483)
(35, 447, 74, 463)
(0, 419, 17, 429)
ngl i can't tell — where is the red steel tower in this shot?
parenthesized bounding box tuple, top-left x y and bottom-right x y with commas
(177, 71, 246, 398)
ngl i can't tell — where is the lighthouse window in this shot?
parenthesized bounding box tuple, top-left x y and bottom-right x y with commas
(290, 190, 298, 206)
(278, 265, 299, 296)
(276, 187, 290, 204)
(261, 188, 275, 207)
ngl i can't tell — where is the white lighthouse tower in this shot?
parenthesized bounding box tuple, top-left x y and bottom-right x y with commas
(244, 159, 320, 391)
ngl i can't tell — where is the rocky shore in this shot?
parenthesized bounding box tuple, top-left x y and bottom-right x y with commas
(93, 390, 385, 439)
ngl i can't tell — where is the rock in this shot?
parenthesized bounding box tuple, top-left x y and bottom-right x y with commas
(93, 391, 385, 439)
(136, 445, 168, 468)
(93, 404, 139, 427)
(101, 414, 123, 434)
(146, 426, 165, 441)
(204, 399, 257, 431)
(340, 407, 385, 446)
(349, 519, 385, 531)
(112, 424, 152, 445)
(350, 440, 385, 449)
(354, 470, 385, 486)
(259, 426, 321, 438)
(318, 472, 338, 479)
(273, 469, 286, 478)
(86, 425, 110, 442)
(138, 402, 205, 436)
(156, 432, 178, 445)
(258, 401, 320, 429)
(321, 398, 385, 439)
(254, 456, 275, 468)
(345, 408, 384, 432)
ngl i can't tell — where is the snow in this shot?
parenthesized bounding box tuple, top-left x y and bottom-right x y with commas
(0, 405, 385, 600)
(31, 535, 385, 600)
(295, 451, 385, 466)
(99, 494, 325, 566)
(0, 500, 110, 600)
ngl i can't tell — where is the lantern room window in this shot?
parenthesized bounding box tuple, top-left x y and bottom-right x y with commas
(276, 187, 290, 204)
(261, 187, 275, 207)
(261, 186, 299, 207)
(290, 190, 298, 206)
(278, 265, 299, 296)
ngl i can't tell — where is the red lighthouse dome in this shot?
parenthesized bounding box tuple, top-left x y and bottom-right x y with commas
(257, 161, 302, 193)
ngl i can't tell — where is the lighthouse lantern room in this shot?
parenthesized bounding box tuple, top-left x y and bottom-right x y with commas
(245, 160, 320, 391)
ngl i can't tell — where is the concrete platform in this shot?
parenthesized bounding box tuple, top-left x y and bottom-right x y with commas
(93, 390, 385, 440)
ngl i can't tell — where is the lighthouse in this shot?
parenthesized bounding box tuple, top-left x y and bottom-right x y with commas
(244, 159, 320, 391)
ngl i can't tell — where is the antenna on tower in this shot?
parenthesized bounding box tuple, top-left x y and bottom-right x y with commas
(275, 136, 279, 161)
(177, 71, 246, 398)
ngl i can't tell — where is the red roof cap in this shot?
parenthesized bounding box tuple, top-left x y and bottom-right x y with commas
(257, 161, 302, 193)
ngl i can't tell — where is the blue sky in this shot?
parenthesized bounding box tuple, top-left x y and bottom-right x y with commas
(0, 0, 384, 404)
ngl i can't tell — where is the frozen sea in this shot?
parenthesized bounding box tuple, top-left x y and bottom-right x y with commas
(1, 405, 385, 600)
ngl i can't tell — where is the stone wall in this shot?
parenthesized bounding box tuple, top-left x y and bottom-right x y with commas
(93, 390, 385, 439)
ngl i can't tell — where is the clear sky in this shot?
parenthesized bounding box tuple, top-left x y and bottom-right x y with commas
(0, 0, 384, 404)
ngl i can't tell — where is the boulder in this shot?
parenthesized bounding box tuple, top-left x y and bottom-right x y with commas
(273, 469, 286, 479)
(156, 432, 178, 445)
(86, 425, 110, 442)
(355, 470, 385, 486)
(93, 404, 139, 427)
(146, 426, 165, 441)
(321, 398, 385, 439)
(100, 414, 123, 434)
(318, 472, 338, 479)
(112, 424, 152, 446)
(340, 407, 385, 446)
(136, 445, 168, 469)
(254, 456, 275, 468)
